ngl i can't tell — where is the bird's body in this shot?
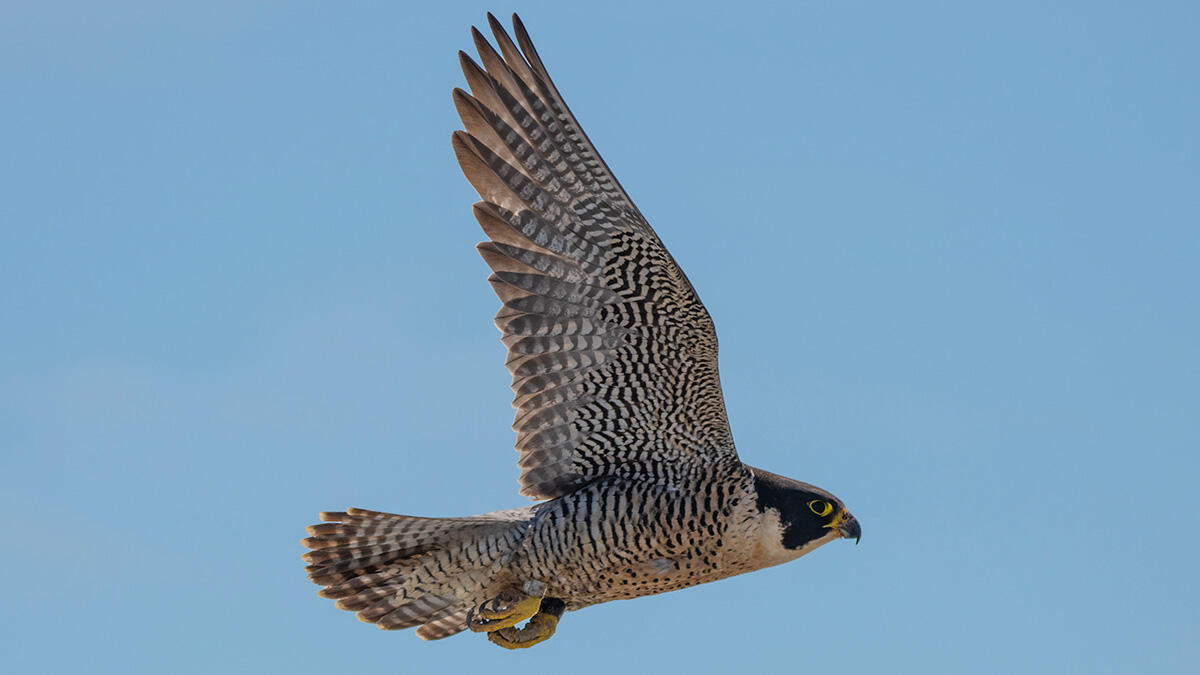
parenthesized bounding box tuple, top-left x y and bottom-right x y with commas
(303, 13, 860, 648)
(504, 465, 792, 609)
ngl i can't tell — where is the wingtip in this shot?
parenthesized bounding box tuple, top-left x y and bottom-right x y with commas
(450, 129, 474, 154)
(450, 87, 474, 112)
(511, 13, 537, 60)
(486, 11, 505, 35)
(470, 25, 490, 52)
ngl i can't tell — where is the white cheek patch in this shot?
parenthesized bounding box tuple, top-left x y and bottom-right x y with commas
(755, 508, 840, 568)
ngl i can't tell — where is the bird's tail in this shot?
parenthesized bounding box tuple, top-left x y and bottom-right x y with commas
(301, 506, 531, 639)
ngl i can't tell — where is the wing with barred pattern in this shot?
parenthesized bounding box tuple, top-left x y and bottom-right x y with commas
(452, 14, 739, 500)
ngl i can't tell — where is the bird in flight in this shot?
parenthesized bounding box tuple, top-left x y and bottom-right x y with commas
(302, 13, 860, 649)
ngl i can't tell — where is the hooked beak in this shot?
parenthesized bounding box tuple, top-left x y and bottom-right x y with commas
(838, 513, 861, 544)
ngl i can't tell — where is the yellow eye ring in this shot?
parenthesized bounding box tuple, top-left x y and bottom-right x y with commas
(808, 500, 833, 517)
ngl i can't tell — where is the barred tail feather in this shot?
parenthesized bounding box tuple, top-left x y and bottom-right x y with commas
(302, 506, 531, 639)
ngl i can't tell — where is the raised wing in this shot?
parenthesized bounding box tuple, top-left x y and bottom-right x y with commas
(453, 14, 738, 500)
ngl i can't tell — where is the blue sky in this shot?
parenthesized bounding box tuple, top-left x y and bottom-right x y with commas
(2, 1, 1197, 673)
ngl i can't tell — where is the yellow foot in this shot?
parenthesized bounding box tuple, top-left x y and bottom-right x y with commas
(487, 599, 564, 649)
(467, 584, 544, 632)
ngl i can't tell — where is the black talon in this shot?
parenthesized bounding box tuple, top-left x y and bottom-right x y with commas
(539, 597, 566, 618)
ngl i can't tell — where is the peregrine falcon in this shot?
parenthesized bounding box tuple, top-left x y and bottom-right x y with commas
(302, 13, 860, 649)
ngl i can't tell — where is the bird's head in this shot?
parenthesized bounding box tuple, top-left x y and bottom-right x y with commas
(748, 466, 860, 560)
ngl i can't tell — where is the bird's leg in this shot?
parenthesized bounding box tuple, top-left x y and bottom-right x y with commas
(487, 598, 566, 649)
(468, 580, 547, 632)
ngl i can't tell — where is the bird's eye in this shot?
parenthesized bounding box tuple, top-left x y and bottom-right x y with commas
(808, 500, 833, 517)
